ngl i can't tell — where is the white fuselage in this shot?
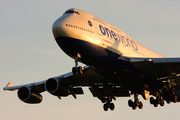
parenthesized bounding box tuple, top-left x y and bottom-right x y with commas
(52, 8, 164, 59)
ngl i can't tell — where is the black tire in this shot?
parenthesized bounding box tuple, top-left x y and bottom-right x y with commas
(160, 99, 165, 106)
(138, 101, 143, 109)
(173, 95, 178, 103)
(132, 105, 137, 110)
(150, 97, 154, 104)
(72, 67, 77, 75)
(78, 66, 83, 74)
(135, 99, 139, 106)
(112, 96, 116, 101)
(170, 87, 175, 95)
(156, 96, 161, 104)
(153, 103, 158, 107)
(109, 103, 115, 110)
(103, 103, 109, 111)
(166, 99, 171, 104)
(101, 96, 106, 103)
(128, 99, 133, 107)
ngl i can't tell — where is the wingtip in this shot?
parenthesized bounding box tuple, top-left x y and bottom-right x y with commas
(3, 82, 13, 90)
(6, 82, 13, 87)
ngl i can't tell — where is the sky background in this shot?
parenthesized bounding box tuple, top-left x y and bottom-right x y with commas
(1, 0, 180, 120)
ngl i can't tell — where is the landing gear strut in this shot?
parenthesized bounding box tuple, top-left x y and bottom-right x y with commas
(72, 53, 83, 75)
(128, 94, 143, 110)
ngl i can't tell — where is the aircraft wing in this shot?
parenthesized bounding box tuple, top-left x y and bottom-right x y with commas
(3, 66, 103, 91)
(3, 66, 130, 103)
(130, 57, 180, 77)
(130, 57, 180, 90)
(3, 81, 46, 92)
(4, 57, 180, 110)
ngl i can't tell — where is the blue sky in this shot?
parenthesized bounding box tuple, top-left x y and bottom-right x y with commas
(1, 0, 180, 120)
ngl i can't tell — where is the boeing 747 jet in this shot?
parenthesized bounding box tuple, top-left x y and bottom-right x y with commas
(4, 8, 180, 111)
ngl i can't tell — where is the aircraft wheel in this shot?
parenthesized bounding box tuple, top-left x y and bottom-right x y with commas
(166, 99, 171, 104)
(101, 96, 106, 103)
(170, 87, 175, 95)
(150, 97, 155, 104)
(128, 99, 133, 107)
(72, 67, 78, 75)
(103, 103, 109, 111)
(77, 66, 83, 74)
(138, 101, 143, 109)
(109, 103, 115, 111)
(153, 103, 158, 107)
(132, 105, 137, 110)
(157, 96, 161, 104)
(173, 95, 178, 103)
(112, 96, 116, 101)
(160, 99, 165, 106)
(134, 99, 139, 106)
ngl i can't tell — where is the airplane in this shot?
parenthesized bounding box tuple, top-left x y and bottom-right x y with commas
(4, 8, 180, 111)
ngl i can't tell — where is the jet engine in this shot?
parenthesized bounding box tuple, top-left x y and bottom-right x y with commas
(45, 78, 70, 96)
(18, 86, 42, 104)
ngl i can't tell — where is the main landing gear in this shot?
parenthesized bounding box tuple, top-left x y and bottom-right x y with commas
(101, 96, 116, 111)
(72, 53, 83, 75)
(150, 87, 178, 107)
(150, 95, 165, 107)
(128, 94, 143, 110)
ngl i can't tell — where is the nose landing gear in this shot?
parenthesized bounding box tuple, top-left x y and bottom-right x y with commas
(72, 53, 83, 75)
(72, 66, 83, 75)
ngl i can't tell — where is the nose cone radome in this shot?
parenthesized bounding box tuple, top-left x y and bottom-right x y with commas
(52, 16, 67, 39)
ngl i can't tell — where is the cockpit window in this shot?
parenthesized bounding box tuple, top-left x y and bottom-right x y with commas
(64, 10, 80, 15)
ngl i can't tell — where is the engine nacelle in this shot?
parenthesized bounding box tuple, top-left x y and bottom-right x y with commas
(45, 78, 70, 96)
(18, 86, 43, 104)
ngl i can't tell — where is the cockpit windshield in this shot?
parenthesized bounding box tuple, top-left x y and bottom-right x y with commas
(64, 10, 80, 15)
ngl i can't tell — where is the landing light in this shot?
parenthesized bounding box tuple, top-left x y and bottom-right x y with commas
(90, 39, 100, 44)
(148, 59, 152, 62)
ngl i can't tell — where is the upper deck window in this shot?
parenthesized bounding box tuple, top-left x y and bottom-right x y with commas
(64, 10, 80, 15)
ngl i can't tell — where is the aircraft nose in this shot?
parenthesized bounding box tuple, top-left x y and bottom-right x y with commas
(52, 16, 67, 39)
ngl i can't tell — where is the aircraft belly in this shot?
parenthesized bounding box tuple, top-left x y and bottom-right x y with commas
(55, 36, 122, 68)
(55, 36, 112, 57)
(55, 36, 143, 79)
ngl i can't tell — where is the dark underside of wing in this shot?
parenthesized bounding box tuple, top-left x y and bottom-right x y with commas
(130, 58, 180, 77)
